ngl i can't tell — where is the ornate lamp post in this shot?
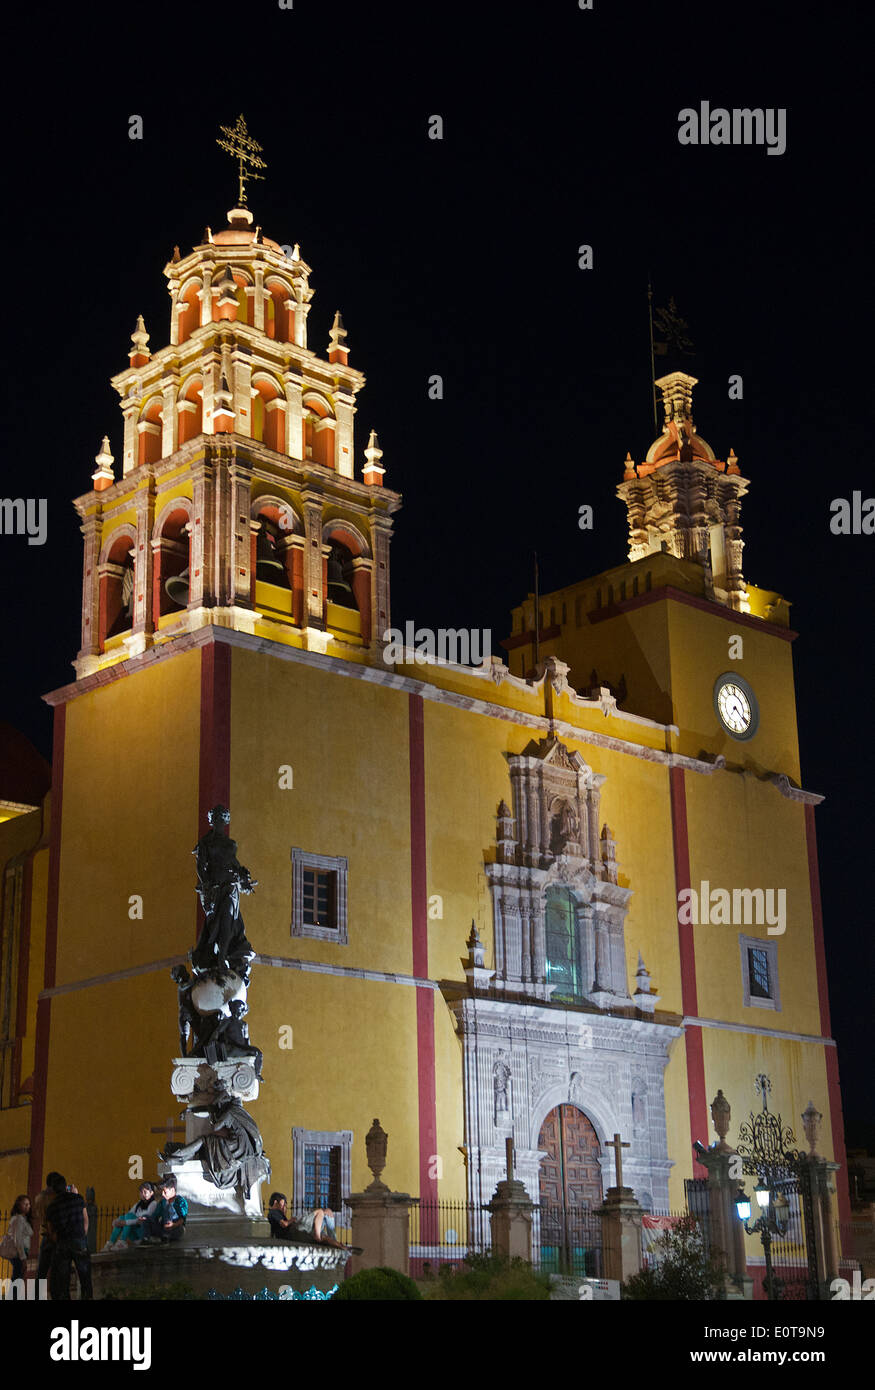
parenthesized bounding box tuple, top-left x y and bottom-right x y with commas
(733, 1074, 801, 1301)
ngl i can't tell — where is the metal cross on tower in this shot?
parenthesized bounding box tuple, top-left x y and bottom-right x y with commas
(216, 114, 267, 206)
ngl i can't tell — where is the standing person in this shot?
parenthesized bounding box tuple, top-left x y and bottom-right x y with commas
(32, 1173, 64, 1285)
(2, 1196, 33, 1282)
(46, 1175, 92, 1301)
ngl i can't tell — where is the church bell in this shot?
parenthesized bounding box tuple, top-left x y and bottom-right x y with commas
(255, 521, 289, 587)
(165, 567, 190, 607)
(327, 545, 357, 609)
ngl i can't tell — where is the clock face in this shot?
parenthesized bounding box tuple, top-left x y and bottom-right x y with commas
(714, 673, 759, 740)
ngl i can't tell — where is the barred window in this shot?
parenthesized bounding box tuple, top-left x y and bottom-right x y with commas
(740, 934, 780, 1010)
(291, 849, 348, 944)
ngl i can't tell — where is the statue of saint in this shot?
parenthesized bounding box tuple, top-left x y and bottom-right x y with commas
(161, 1096, 271, 1199)
(191, 805, 257, 981)
(493, 1051, 511, 1117)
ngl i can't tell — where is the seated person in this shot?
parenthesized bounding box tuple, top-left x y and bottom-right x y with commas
(140, 1176, 188, 1243)
(267, 1192, 343, 1248)
(103, 1181, 157, 1249)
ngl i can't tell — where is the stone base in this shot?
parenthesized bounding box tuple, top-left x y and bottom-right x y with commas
(157, 1159, 266, 1221)
(91, 1238, 350, 1299)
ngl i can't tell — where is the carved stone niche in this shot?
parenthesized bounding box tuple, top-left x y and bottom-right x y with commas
(484, 737, 633, 1007)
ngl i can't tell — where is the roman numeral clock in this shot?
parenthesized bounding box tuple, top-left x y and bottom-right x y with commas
(714, 672, 759, 740)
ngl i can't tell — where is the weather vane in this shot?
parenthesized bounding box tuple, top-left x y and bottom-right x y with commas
(216, 115, 267, 207)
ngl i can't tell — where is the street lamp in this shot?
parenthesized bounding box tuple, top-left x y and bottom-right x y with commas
(734, 1075, 797, 1301)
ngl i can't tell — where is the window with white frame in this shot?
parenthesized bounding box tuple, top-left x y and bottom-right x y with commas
(291, 848, 348, 943)
(739, 934, 781, 1010)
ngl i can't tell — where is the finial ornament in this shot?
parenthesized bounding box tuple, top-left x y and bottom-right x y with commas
(216, 114, 267, 207)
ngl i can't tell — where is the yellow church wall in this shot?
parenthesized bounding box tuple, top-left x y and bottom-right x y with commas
(685, 773, 821, 1038)
(0, 1105, 31, 1212)
(663, 1040, 695, 1209)
(666, 601, 801, 780)
(246, 968, 424, 1202)
(56, 650, 201, 984)
(229, 647, 412, 975)
(20, 840, 50, 1098)
(41, 972, 180, 1208)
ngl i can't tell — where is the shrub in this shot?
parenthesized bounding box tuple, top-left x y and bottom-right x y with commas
(423, 1254, 551, 1301)
(332, 1266, 422, 1301)
(623, 1216, 726, 1300)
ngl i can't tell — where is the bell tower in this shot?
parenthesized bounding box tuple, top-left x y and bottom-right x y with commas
(74, 124, 400, 678)
(616, 371, 749, 610)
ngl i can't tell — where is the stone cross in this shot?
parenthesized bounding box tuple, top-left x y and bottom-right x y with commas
(151, 1116, 185, 1145)
(604, 1132, 630, 1189)
(505, 1136, 514, 1181)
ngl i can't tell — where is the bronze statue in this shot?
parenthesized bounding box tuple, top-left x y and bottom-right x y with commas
(191, 805, 257, 981)
(161, 1097, 271, 1199)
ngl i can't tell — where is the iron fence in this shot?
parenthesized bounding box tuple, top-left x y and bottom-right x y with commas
(537, 1202, 602, 1277)
(408, 1199, 490, 1276)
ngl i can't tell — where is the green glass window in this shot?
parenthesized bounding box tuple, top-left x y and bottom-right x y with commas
(545, 890, 582, 1001)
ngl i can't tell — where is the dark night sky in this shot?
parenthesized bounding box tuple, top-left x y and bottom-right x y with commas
(3, 3, 871, 1143)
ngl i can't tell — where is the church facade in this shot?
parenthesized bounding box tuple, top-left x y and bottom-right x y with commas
(0, 195, 851, 1267)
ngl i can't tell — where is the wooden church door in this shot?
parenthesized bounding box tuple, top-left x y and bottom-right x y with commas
(538, 1104, 603, 1209)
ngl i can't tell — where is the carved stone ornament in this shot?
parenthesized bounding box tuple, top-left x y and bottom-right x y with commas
(365, 1117, 389, 1190)
(710, 1088, 731, 1147)
(801, 1100, 822, 1155)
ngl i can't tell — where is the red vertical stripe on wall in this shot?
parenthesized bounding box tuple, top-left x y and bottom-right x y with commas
(409, 695, 438, 1209)
(670, 765, 709, 1175)
(12, 856, 34, 1102)
(805, 803, 851, 1223)
(27, 703, 66, 1201)
(198, 639, 232, 941)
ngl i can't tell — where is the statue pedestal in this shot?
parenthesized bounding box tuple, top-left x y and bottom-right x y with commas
(486, 1177, 536, 1262)
(596, 1186, 644, 1285)
(346, 1185, 418, 1276)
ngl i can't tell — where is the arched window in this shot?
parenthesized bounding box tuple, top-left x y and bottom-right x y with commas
(265, 278, 293, 341)
(177, 377, 203, 445)
(303, 394, 335, 470)
(252, 377, 285, 452)
(99, 533, 136, 648)
(153, 506, 191, 618)
(137, 398, 163, 466)
(176, 280, 202, 345)
(544, 889, 582, 1002)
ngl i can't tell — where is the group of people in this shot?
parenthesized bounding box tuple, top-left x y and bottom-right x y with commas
(1, 1173, 188, 1300)
(102, 1176, 188, 1250)
(2, 1173, 93, 1300)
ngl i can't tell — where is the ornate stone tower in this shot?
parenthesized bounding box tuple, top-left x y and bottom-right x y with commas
(74, 194, 400, 678)
(616, 372, 749, 610)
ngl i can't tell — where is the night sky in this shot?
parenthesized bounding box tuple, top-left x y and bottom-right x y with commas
(4, 3, 871, 1145)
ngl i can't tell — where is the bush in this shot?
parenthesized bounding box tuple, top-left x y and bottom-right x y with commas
(423, 1254, 551, 1301)
(623, 1216, 726, 1300)
(332, 1266, 422, 1300)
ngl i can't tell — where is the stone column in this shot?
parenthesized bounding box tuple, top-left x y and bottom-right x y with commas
(696, 1144, 753, 1300)
(121, 400, 139, 477)
(284, 369, 303, 459)
(346, 1119, 418, 1277)
(596, 1186, 644, 1285)
(333, 389, 356, 478)
(370, 516, 392, 651)
(485, 1138, 535, 1262)
(302, 492, 325, 631)
(161, 378, 178, 458)
(128, 484, 155, 655)
(77, 513, 101, 666)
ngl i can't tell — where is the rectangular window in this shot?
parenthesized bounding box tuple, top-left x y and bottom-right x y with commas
(748, 947, 771, 998)
(303, 1143, 342, 1210)
(291, 848, 349, 944)
(739, 934, 780, 1010)
(303, 868, 334, 928)
(292, 1128, 353, 1224)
